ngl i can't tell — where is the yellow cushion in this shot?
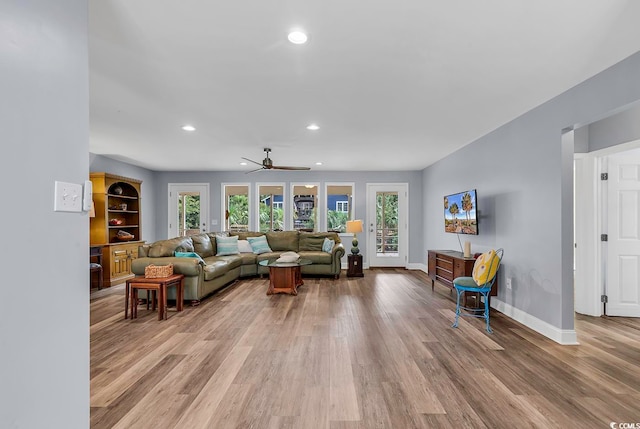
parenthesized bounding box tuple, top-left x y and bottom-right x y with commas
(472, 250, 500, 285)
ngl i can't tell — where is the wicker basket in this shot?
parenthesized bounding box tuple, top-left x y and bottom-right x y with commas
(144, 264, 173, 278)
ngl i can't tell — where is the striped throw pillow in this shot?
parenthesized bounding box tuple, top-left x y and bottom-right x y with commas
(247, 235, 272, 254)
(216, 235, 240, 256)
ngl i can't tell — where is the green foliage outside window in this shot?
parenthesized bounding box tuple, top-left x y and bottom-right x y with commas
(327, 210, 348, 232)
(228, 194, 249, 230)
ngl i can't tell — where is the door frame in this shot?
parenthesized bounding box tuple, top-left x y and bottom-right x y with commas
(574, 139, 640, 316)
(167, 183, 210, 238)
(366, 183, 408, 268)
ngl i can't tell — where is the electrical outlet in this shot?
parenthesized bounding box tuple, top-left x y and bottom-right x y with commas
(506, 277, 512, 290)
(54, 181, 82, 212)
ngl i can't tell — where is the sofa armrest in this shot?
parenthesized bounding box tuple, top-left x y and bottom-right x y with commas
(131, 256, 203, 277)
(332, 243, 345, 269)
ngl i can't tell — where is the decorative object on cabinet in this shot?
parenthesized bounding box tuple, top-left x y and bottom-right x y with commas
(345, 219, 363, 255)
(90, 172, 144, 287)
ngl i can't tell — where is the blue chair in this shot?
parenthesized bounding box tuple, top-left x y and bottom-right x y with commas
(452, 248, 503, 333)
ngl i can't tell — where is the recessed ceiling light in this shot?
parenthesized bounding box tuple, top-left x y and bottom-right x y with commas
(240, 162, 247, 166)
(181, 125, 196, 131)
(288, 30, 308, 44)
(315, 162, 323, 166)
(306, 124, 320, 131)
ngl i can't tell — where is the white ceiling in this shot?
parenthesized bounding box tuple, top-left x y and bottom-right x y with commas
(89, 1, 640, 172)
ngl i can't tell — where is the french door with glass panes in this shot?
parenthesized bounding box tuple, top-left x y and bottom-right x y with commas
(168, 183, 210, 237)
(366, 183, 408, 267)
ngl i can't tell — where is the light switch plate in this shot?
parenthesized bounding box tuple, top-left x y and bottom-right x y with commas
(54, 181, 83, 212)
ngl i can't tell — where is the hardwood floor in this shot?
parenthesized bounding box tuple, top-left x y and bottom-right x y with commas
(90, 269, 640, 428)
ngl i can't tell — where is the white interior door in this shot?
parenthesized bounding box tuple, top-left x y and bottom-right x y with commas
(168, 183, 210, 238)
(366, 183, 408, 267)
(606, 149, 640, 317)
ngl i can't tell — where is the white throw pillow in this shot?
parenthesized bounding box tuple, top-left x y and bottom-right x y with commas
(237, 239, 253, 253)
(276, 252, 300, 263)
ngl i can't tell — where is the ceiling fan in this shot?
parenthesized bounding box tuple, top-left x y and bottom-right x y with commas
(242, 148, 311, 173)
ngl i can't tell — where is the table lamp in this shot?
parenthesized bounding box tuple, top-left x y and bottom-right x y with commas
(346, 219, 363, 255)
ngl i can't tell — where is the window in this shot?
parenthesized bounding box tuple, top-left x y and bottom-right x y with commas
(223, 184, 250, 232)
(325, 183, 354, 233)
(335, 201, 349, 212)
(258, 183, 285, 232)
(291, 183, 318, 232)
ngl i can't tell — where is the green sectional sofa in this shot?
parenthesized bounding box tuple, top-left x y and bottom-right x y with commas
(131, 230, 345, 304)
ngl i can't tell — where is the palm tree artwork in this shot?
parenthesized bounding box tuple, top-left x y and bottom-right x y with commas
(461, 192, 473, 232)
(449, 202, 459, 232)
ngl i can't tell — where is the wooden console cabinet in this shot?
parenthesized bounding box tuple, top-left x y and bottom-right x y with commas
(427, 250, 498, 298)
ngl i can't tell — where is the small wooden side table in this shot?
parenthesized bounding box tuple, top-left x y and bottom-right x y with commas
(347, 254, 364, 277)
(125, 274, 185, 320)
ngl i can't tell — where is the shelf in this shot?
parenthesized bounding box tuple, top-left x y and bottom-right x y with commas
(107, 193, 138, 200)
(108, 210, 139, 214)
(108, 225, 139, 229)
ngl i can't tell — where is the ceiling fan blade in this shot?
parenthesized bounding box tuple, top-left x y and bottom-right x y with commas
(272, 165, 311, 170)
(241, 157, 264, 167)
(244, 166, 266, 174)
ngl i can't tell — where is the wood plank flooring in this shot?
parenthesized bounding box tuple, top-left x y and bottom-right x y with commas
(90, 269, 640, 428)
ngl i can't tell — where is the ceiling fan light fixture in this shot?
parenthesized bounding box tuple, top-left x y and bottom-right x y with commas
(315, 162, 323, 165)
(288, 30, 308, 44)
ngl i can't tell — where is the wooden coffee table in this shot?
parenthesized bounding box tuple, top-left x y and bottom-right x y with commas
(259, 259, 312, 296)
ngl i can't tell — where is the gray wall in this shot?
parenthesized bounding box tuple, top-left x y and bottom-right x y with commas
(423, 51, 640, 331)
(0, 1, 90, 427)
(587, 102, 640, 152)
(86, 162, 424, 264)
(153, 170, 424, 265)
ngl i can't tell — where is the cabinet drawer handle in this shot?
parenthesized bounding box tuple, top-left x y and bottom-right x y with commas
(113, 250, 127, 256)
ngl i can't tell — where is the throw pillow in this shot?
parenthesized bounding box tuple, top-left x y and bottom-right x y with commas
(322, 237, 335, 253)
(276, 251, 300, 263)
(472, 249, 500, 286)
(216, 235, 240, 256)
(247, 235, 272, 254)
(174, 251, 205, 264)
(237, 239, 254, 253)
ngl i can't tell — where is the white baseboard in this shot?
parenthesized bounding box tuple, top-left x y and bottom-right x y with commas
(407, 263, 428, 272)
(491, 299, 579, 345)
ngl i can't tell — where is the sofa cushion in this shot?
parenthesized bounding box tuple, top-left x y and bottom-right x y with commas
(214, 254, 242, 270)
(190, 233, 215, 258)
(298, 251, 332, 264)
(298, 232, 325, 251)
(248, 235, 272, 254)
(266, 231, 299, 251)
(216, 235, 240, 256)
(149, 237, 194, 258)
(231, 231, 265, 240)
(203, 261, 230, 280)
(238, 253, 257, 265)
